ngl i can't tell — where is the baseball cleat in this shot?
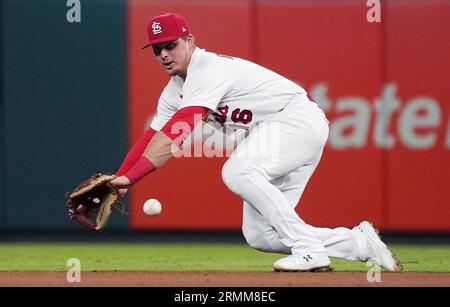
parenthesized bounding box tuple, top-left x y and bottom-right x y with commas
(357, 221, 403, 272)
(273, 253, 332, 272)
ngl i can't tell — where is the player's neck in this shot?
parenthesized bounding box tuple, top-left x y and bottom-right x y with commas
(178, 47, 196, 81)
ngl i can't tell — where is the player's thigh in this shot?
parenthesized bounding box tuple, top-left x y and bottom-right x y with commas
(230, 121, 325, 180)
(222, 123, 274, 183)
(222, 122, 294, 181)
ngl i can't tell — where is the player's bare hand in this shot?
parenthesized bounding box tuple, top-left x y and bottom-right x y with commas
(110, 176, 132, 189)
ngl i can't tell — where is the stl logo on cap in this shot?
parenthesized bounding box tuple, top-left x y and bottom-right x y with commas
(152, 21, 162, 35)
(142, 13, 190, 49)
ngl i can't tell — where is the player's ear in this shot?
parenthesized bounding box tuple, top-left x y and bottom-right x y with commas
(187, 34, 196, 47)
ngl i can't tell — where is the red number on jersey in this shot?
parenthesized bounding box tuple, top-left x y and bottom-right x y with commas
(231, 108, 253, 124)
(213, 106, 229, 125)
(212, 106, 253, 125)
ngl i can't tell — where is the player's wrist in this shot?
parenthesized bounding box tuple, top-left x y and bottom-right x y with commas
(123, 156, 156, 184)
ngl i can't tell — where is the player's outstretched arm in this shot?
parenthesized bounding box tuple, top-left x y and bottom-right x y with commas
(115, 127, 157, 176)
(110, 106, 208, 190)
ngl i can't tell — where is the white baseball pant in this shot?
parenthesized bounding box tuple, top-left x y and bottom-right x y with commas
(222, 94, 366, 260)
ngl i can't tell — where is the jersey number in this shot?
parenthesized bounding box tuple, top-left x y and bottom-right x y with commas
(215, 106, 253, 125)
(231, 108, 253, 124)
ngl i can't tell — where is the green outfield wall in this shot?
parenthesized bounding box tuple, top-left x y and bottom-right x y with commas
(0, 0, 127, 229)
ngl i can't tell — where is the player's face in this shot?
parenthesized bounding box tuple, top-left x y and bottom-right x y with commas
(152, 36, 194, 79)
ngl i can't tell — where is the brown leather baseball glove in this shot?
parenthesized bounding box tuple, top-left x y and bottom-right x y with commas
(66, 173, 121, 231)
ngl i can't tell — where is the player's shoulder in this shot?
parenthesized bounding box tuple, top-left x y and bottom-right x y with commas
(187, 49, 236, 83)
(193, 48, 235, 69)
(200, 49, 267, 73)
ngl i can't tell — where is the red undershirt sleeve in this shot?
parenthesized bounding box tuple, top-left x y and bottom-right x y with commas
(121, 106, 208, 184)
(160, 106, 208, 144)
(116, 127, 157, 176)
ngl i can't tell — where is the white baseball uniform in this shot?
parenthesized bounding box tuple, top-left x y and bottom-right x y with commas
(151, 48, 368, 260)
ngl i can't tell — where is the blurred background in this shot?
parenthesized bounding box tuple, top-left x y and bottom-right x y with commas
(0, 0, 449, 240)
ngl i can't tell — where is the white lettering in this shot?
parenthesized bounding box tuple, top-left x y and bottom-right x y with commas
(66, 258, 81, 283)
(192, 115, 205, 158)
(366, 260, 381, 283)
(329, 98, 371, 149)
(373, 84, 400, 149)
(171, 121, 192, 157)
(66, 0, 81, 23)
(145, 84, 446, 153)
(202, 127, 224, 157)
(311, 83, 332, 112)
(366, 0, 381, 23)
(399, 97, 440, 149)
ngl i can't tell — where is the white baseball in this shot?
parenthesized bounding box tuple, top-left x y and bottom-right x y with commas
(143, 199, 162, 216)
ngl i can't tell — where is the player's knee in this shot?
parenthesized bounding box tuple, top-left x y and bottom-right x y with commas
(222, 159, 265, 194)
(221, 160, 245, 193)
(222, 160, 267, 195)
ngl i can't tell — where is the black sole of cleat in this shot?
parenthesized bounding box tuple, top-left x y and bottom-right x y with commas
(274, 266, 333, 273)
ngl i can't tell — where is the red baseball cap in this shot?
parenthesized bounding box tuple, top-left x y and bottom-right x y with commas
(142, 13, 190, 49)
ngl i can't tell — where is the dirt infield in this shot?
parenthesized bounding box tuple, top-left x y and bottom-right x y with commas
(1, 272, 449, 287)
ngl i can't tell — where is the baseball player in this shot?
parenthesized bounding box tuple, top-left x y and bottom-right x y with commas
(111, 13, 402, 272)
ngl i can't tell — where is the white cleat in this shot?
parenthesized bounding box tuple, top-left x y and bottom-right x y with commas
(358, 221, 403, 272)
(273, 253, 332, 272)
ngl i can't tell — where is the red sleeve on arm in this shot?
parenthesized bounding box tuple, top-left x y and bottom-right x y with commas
(123, 156, 156, 184)
(121, 106, 208, 184)
(160, 106, 208, 142)
(116, 127, 157, 176)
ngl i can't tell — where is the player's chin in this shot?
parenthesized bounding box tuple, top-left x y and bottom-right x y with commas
(167, 68, 179, 76)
